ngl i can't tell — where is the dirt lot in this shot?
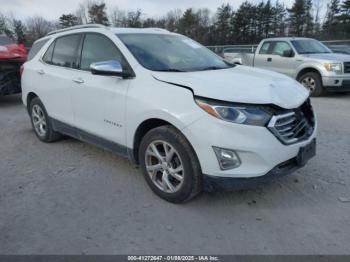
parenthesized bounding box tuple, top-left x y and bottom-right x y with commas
(0, 94, 350, 255)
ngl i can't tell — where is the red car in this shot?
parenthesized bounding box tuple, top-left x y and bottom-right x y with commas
(0, 35, 27, 96)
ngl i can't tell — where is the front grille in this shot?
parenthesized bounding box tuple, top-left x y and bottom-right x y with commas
(268, 100, 315, 145)
(344, 62, 350, 74)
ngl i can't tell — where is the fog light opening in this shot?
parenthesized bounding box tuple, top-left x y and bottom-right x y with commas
(213, 147, 241, 170)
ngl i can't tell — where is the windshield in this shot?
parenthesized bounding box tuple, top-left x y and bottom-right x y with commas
(291, 39, 332, 54)
(0, 35, 15, 46)
(117, 33, 233, 72)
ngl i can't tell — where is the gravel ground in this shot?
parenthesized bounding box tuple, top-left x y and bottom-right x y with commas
(0, 94, 350, 255)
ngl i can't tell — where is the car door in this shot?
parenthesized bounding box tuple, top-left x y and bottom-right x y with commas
(39, 34, 82, 126)
(267, 41, 296, 77)
(254, 41, 296, 77)
(254, 41, 274, 70)
(71, 33, 132, 146)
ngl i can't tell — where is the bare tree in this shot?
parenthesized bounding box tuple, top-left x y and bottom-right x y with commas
(126, 9, 142, 27)
(26, 16, 55, 44)
(164, 9, 182, 32)
(109, 7, 127, 27)
(76, 0, 94, 24)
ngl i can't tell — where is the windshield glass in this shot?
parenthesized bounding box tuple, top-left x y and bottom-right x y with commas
(117, 33, 233, 72)
(0, 35, 14, 46)
(291, 39, 332, 54)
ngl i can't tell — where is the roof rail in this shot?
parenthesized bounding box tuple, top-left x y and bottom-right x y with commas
(143, 28, 169, 33)
(47, 24, 107, 36)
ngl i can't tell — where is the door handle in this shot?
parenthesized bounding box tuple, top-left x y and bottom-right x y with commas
(267, 58, 272, 62)
(37, 69, 45, 75)
(72, 78, 84, 84)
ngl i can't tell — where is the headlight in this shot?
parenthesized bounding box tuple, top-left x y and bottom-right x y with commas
(195, 97, 271, 126)
(324, 63, 342, 74)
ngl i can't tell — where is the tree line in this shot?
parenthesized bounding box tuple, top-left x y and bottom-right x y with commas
(0, 0, 349, 47)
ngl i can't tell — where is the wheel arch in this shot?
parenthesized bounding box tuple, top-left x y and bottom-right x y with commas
(26, 92, 39, 111)
(296, 67, 322, 82)
(131, 118, 199, 166)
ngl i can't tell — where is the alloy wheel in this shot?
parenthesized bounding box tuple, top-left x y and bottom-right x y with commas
(145, 140, 184, 193)
(31, 104, 47, 137)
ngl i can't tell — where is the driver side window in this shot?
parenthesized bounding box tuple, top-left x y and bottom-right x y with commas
(272, 42, 293, 56)
(80, 33, 126, 71)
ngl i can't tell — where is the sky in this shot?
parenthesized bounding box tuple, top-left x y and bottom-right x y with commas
(0, 0, 297, 21)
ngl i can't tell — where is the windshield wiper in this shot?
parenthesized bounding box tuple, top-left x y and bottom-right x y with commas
(155, 69, 186, 72)
(199, 66, 231, 71)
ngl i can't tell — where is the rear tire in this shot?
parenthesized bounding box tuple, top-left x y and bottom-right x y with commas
(29, 97, 61, 142)
(299, 72, 324, 97)
(139, 125, 202, 203)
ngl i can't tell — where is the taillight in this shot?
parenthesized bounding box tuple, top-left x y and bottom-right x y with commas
(20, 65, 24, 77)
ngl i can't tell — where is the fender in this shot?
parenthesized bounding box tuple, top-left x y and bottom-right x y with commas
(294, 62, 325, 80)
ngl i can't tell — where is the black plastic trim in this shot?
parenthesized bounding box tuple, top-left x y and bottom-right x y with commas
(203, 156, 306, 192)
(51, 118, 130, 159)
(324, 80, 350, 92)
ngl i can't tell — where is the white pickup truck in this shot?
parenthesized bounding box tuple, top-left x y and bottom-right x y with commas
(223, 37, 350, 96)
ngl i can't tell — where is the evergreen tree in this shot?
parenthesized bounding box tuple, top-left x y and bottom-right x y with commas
(214, 4, 233, 44)
(59, 14, 79, 28)
(272, 1, 287, 37)
(323, 0, 341, 37)
(231, 1, 258, 43)
(88, 3, 110, 25)
(262, 0, 274, 38)
(13, 19, 26, 44)
(178, 8, 199, 40)
(304, 0, 314, 36)
(338, 0, 350, 35)
(339, 0, 350, 22)
(288, 0, 307, 36)
(341, 0, 350, 15)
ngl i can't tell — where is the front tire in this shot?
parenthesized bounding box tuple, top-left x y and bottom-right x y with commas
(299, 72, 324, 97)
(29, 97, 61, 142)
(139, 126, 202, 203)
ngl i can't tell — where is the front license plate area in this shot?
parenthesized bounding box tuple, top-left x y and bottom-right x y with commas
(297, 139, 316, 166)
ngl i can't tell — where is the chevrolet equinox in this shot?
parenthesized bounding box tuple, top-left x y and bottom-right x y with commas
(21, 25, 317, 203)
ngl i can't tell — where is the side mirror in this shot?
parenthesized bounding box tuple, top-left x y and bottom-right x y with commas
(90, 60, 132, 78)
(282, 49, 294, 58)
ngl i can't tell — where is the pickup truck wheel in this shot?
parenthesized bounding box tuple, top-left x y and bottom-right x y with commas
(29, 97, 61, 142)
(139, 126, 202, 203)
(299, 72, 324, 97)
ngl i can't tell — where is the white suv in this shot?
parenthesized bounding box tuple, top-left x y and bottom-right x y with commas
(22, 25, 317, 203)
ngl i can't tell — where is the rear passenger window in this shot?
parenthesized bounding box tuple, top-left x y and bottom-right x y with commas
(42, 42, 54, 63)
(27, 38, 50, 61)
(51, 34, 82, 68)
(80, 33, 125, 71)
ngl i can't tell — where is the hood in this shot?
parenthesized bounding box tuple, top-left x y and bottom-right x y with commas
(152, 66, 309, 109)
(301, 53, 350, 62)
